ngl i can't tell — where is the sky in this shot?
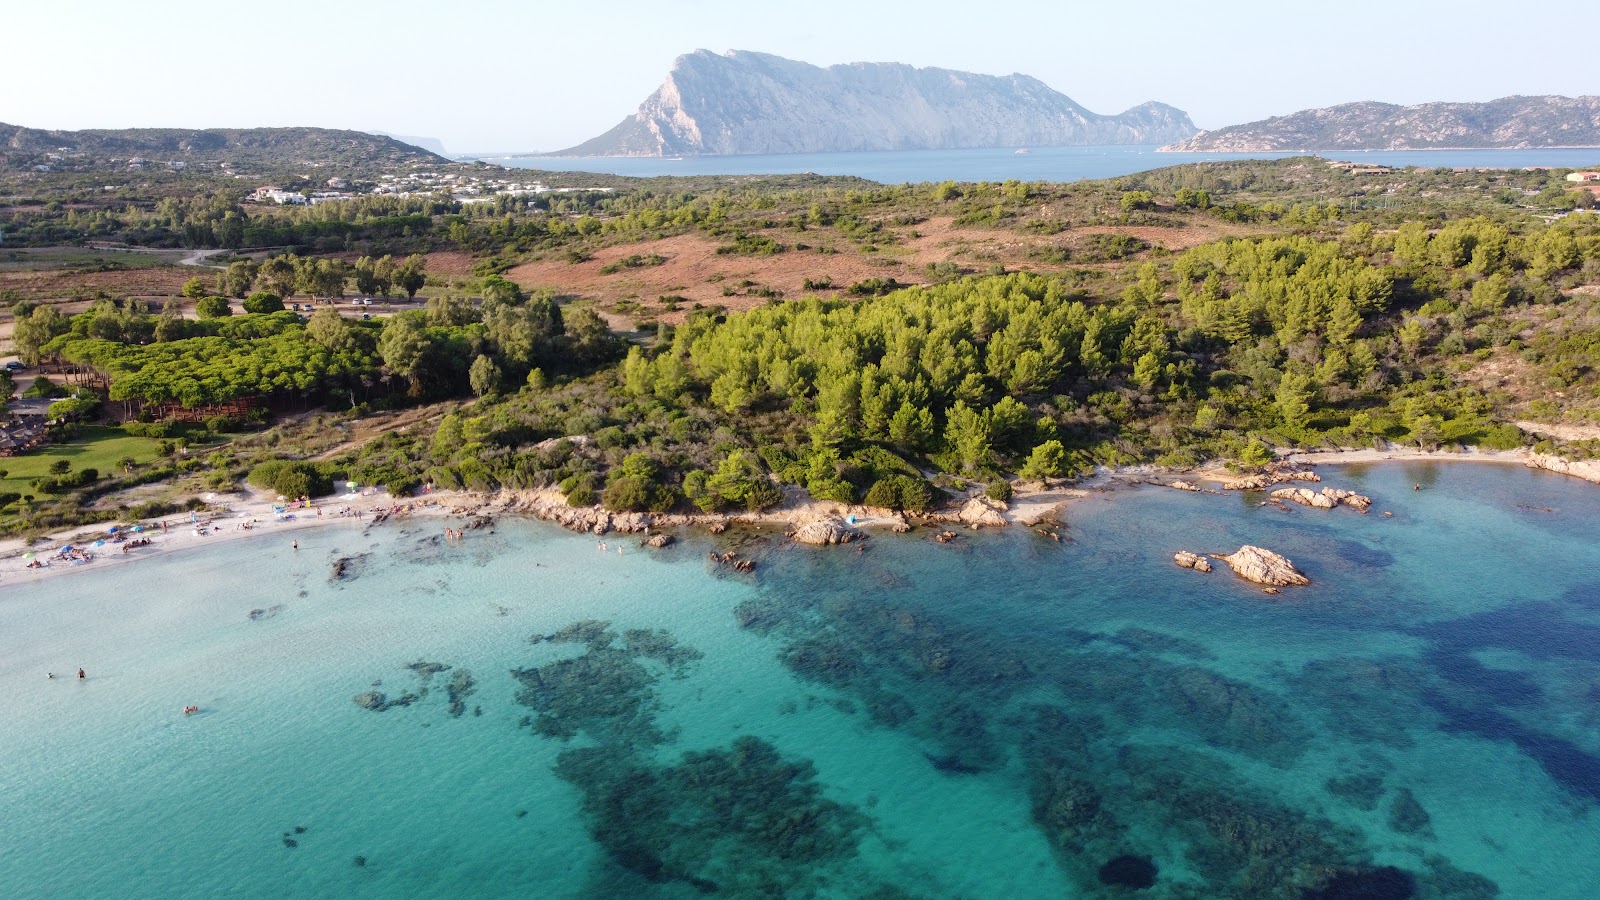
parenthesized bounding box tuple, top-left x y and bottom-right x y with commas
(5, 0, 1594, 155)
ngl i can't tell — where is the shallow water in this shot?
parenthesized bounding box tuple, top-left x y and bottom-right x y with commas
(2, 463, 1598, 898)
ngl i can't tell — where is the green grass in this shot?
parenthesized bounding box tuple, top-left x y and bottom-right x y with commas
(0, 248, 177, 272)
(0, 426, 166, 497)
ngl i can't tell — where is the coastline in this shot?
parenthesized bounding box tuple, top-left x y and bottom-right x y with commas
(5, 445, 1599, 590)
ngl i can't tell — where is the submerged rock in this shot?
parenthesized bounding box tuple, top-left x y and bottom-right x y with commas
(353, 691, 387, 710)
(1220, 545, 1310, 587)
(1097, 854, 1157, 890)
(247, 604, 285, 621)
(1388, 788, 1433, 836)
(1304, 866, 1417, 900)
(1174, 551, 1212, 572)
(792, 516, 862, 546)
(644, 533, 674, 548)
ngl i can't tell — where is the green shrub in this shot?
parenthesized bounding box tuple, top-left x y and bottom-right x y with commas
(242, 292, 284, 314)
(247, 460, 332, 498)
(985, 480, 1013, 502)
(195, 296, 233, 318)
(863, 475, 935, 512)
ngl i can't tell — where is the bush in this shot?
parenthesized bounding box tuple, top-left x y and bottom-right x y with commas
(744, 479, 784, 512)
(986, 480, 1013, 502)
(22, 376, 67, 399)
(863, 475, 936, 512)
(195, 296, 233, 318)
(35, 467, 97, 494)
(242, 292, 285, 314)
(205, 415, 242, 433)
(247, 460, 332, 498)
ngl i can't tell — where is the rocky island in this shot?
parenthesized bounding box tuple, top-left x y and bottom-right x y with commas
(554, 49, 1196, 156)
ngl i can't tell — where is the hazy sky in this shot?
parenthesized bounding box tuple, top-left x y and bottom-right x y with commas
(6, 0, 1594, 154)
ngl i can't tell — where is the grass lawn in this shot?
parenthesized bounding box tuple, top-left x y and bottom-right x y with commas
(0, 426, 167, 497)
(0, 247, 178, 273)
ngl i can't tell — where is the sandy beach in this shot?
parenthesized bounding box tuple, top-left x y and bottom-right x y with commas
(0, 487, 465, 588)
(6, 442, 1598, 589)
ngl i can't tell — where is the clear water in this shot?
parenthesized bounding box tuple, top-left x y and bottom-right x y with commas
(486, 145, 1600, 185)
(2, 462, 1598, 898)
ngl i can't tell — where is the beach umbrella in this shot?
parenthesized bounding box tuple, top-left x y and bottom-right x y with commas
(22, 552, 34, 559)
(93, 540, 105, 547)
(108, 526, 119, 534)
(132, 525, 143, 533)
(60, 545, 72, 552)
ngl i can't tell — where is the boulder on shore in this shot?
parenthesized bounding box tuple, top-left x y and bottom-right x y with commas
(793, 516, 862, 546)
(1219, 545, 1310, 587)
(957, 496, 1009, 528)
(1169, 480, 1201, 492)
(1174, 551, 1213, 572)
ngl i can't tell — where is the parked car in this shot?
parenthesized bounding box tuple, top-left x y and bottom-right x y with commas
(4, 361, 25, 372)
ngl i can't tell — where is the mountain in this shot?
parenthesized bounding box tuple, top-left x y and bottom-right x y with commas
(372, 132, 449, 157)
(555, 50, 1196, 156)
(0, 124, 451, 173)
(1163, 95, 1600, 152)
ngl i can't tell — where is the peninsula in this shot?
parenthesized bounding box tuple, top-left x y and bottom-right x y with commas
(1162, 95, 1600, 152)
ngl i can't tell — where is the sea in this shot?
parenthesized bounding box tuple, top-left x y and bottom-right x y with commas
(2, 461, 1598, 899)
(484, 145, 1600, 185)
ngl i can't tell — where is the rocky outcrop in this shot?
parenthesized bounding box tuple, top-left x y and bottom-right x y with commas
(1270, 487, 1371, 511)
(555, 49, 1196, 156)
(957, 496, 1009, 528)
(1169, 480, 1200, 492)
(644, 533, 674, 548)
(1219, 546, 1310, 587)
(1525, 453, 1600, 486)
(1162, 95, 1600, 152)
(1222, 467, 1321, 491)
(1174, 551, 1213, 573)
(792, 516, 862, 546)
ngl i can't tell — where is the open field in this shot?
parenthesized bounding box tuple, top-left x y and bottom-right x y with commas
(505, 217, 1261, 324)
(0, 425, 166, 499)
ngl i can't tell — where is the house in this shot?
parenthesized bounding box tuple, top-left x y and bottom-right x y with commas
(1566, 172, 1600, 183)
(251, 186, 308, 205)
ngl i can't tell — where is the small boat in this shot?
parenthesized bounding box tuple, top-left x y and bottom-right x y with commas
(1014, 148, 1030, 155)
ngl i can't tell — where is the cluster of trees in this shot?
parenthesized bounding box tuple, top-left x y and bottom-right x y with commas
(190, 252, 429, 301)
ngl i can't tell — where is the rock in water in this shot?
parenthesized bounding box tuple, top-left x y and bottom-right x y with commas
(1272, 487, 1372, 511)
(1173, 551, 1212, 572)
(957, 496, 1008, 528)
(1221, 546, 1310, 587)
(793, 516, 862, 546)
(353, 691, 387, 710)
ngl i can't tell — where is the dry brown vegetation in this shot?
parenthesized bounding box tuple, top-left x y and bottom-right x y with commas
(505, 217, 1258, 325)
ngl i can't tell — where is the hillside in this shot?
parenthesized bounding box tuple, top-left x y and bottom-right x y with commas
(0, 123, 451, 175)
(1163, 95, 1600, 152)
(555, 50, 1196, 156)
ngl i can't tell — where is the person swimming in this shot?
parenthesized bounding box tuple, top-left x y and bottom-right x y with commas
(77, 668, 85, 679)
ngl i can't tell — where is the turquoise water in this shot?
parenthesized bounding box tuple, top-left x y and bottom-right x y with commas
(2, 462, 1598, 898)
(487, 146, 1600, 184)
